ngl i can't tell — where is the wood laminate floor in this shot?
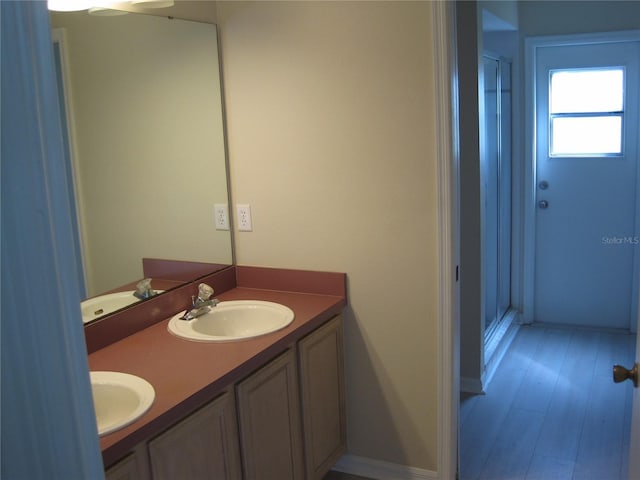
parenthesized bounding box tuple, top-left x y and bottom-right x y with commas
(460, 325, 636, 480)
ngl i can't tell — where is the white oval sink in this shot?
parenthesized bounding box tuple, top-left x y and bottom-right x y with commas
(90, 371, 155, 437)
(81, 291, 163, 323)
(167, 300, 295, 342)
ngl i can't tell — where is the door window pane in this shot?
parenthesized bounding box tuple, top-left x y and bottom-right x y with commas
(550, 69, 623, 113)
(551, 116, 622, 155)
(549, 67, 624, 156)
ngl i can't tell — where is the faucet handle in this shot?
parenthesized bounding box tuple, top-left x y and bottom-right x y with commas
(197, 283, 214, 301)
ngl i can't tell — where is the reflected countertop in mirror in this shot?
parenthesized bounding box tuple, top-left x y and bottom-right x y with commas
(81, 258, 230, 324)
(49, 9, 232, 322)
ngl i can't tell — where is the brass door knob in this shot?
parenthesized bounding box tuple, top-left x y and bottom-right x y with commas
(613, 363, 639, 387)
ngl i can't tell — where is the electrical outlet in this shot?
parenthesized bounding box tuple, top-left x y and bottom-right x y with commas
(237, 204, 252, 231)
(214, 204, 229, 230)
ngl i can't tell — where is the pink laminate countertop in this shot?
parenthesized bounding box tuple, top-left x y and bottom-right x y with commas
(88, 286, 346, 468)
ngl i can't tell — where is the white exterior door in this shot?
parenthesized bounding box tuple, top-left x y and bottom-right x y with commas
(629, 322, 640, 478)
(533, 39, 640, 329)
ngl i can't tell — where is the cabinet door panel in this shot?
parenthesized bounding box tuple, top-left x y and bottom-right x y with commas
(148, 390, 241, 480)
(299, 315, 346, 479)
(105, 453, 142, 480)
(236, 349, 304, 480)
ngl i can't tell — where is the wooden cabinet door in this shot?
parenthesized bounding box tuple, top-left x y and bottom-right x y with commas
(298, 315, 346, 480)
(105, 452, 144, 480)
(236, 349, 304, 480)
(148, 390, 241, 480)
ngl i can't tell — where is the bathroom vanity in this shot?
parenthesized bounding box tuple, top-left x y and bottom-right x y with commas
(87, 266, 347, 480)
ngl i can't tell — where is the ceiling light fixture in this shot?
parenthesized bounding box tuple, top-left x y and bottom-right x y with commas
(130, 0, 175, 8)
(49, 0, 174, 13)
(88, 6, 129, 16)
(48, 0, 93, 12)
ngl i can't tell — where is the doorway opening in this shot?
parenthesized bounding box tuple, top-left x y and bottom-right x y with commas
(460, 27, 640, 480)
(454, 1, 640, 478)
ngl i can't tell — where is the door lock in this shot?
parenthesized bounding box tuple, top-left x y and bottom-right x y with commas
(613, 363, 639, 387)
(539, 180, 549, 190)
(538, 200, 549, 209)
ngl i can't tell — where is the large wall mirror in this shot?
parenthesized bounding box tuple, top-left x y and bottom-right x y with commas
(50, 10, 232, 321)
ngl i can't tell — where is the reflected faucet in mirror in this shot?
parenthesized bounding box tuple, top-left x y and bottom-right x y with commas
(180, 283, 219, 321)
(133, 278, 158, 300)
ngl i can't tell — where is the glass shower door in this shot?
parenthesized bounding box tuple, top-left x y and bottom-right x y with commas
(483, 55, 512, 338)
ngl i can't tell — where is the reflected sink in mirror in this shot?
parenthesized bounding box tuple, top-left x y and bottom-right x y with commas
(90, 371, 155, 437)
(167, 300, 295, 342)
(81, 291, 163, 324)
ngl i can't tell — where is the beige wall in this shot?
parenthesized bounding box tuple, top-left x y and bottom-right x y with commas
(51, 12, 231, 296)
(217, 1, 440, 471)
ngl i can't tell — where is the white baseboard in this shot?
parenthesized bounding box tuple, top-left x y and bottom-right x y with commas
(461, 311, 521, 395)
(482, 312, 520, 390)
(332, 454, 438, 480)
(460, 376, 484, 394)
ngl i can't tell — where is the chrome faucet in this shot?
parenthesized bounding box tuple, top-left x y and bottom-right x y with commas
(134, 278, 158, 300)
(180, 283, 219, 320)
